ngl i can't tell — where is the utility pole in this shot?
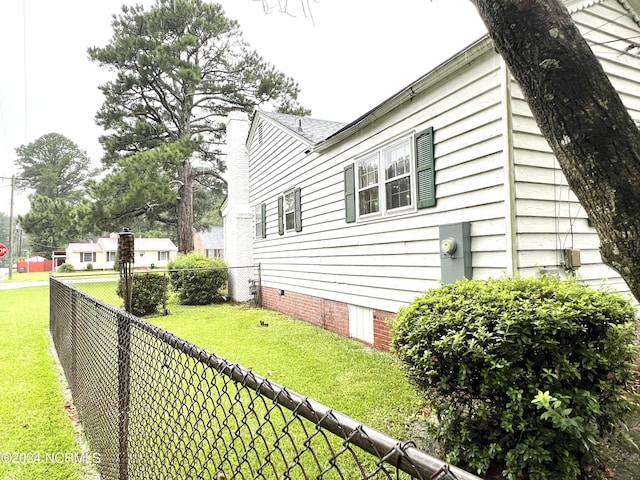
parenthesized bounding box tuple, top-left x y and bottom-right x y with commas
(8, 175, 15, 280)
(1, 175, 16, 279)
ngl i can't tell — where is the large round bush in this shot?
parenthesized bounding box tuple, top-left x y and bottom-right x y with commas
(118, 272, 168, 317)
(168, 252, 228, 305)
(391, 275, 638, 479)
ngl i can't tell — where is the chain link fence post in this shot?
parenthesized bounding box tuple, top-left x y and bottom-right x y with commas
(117, 311, 131, 480)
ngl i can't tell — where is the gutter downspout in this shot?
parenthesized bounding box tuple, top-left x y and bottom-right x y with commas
(501, 58, 518, 276)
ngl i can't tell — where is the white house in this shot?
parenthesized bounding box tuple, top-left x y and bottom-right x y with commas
(66, 236, 178, 271)
(224, 0, 640, 350)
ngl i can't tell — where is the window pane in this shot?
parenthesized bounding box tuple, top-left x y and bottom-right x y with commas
(359, 186, 379, 214)
(384, 141, 410, 180)
(358, 155, 378, 188)
(285, 191, 294, 212)
(386, 176, 412, 210)
(285, 212, 295, 230)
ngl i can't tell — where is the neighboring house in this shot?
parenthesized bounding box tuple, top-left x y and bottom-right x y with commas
(66, 236, 178, 270)
(194, 227, 225, 260)
(223, 0, 640, 350)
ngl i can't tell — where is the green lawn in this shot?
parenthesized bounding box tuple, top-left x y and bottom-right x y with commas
(0, 286, 86, 480)
(148, 303, 425, 438)
(1, 281, 427, 479)
(75, 281, 426, 438)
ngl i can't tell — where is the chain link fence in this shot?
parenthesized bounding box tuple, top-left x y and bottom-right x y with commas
(50, 276, 482, 480)
(53, 266, 260, 311)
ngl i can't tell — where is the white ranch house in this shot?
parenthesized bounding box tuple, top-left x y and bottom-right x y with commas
(66, 236, 178, 271)
(223, 0, 640, 350)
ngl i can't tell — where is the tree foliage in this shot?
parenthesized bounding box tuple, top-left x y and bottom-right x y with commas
(14, 133, 95, 256)
(15, 133, 94, 202)
(88, 0, 309, 252)
(19, 195, 91, 255)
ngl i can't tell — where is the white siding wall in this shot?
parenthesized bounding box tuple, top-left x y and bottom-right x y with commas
(248, 1, 640, 314)
(512, 0, 640, 297)
(250, 48, 508, 313)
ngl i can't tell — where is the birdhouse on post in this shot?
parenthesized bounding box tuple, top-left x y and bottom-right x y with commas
(118, 228, 135, 313)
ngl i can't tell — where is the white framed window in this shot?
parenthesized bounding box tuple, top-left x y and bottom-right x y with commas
(344, 128, 435, 223)
(158, 251, 169, 261)
(284, 190, 296, 231)
(357, 154, 380, 216)
(384, 140, 412, 210)
(356, 139, 412, 218)
(81, 252, 96, 263)
(255, 203, 266, 239)
(106, 251, 116, 262)
(277, 188, 302, 235)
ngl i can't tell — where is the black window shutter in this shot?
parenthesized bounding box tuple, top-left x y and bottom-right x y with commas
(261, 203, 267, 238)
(415, 127, 436, 209)
(294, 188, 302, 232)
(344, 164, 356, 223)
(277, 197, 284, 235)
(92, 252, 97, 263)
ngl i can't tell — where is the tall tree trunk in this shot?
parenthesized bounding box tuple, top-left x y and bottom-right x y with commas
(177, 161, 195, 253)
(471, 0, 640, 300)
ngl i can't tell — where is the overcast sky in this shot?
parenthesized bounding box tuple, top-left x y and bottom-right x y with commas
(0, 0, 487, 215)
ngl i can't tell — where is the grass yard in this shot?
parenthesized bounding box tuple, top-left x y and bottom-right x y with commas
(2, 279, 427, 479)
(0, 286, 86, 480)
(72, 279, 426, 439)
(148, 303, 425, 438)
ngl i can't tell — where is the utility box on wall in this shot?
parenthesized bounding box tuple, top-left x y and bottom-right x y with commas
(439, 222, 472, 284)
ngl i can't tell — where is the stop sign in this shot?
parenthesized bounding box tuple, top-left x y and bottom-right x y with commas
(0, 244, 6, 257)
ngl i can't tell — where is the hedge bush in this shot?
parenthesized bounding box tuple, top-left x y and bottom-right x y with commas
(391, 275, 638, 480)
(168, 252, 228, 305)
(118, 273, 168, 317)
(58, 263, 74, 273)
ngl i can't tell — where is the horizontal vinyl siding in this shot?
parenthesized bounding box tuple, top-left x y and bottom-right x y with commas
(510, 0, 640, 294)
(250, 49, 508, 313)
(576, 1, 640, 117)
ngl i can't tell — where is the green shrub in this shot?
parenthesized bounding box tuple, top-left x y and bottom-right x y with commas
(391, 275, 638, 480)
(118, 273, 168, 317)
(168, 252, 228, 305)
(58, 263, 74, 273)
(86, 263, 94, 271)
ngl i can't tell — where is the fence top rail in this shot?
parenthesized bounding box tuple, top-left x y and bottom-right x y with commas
(50, 276, 483, 480)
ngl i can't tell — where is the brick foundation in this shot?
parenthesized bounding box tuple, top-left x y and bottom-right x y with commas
(261, 286, 395, 351)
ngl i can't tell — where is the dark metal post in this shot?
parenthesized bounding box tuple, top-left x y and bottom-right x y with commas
(117, 312, 131, 480)
(70, 291, 77, 391)
(117, 229, 134, 478)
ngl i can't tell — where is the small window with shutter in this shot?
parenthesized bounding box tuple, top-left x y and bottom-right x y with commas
(255, 203, 266, 239)
(278, 188, 302, 234)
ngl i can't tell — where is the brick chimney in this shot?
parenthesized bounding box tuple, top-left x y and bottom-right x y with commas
(222, 111, 254, 302)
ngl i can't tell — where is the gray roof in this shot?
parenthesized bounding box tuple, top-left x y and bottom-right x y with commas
(198, 227, 224, 249)
(262, 111, 347, 144)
